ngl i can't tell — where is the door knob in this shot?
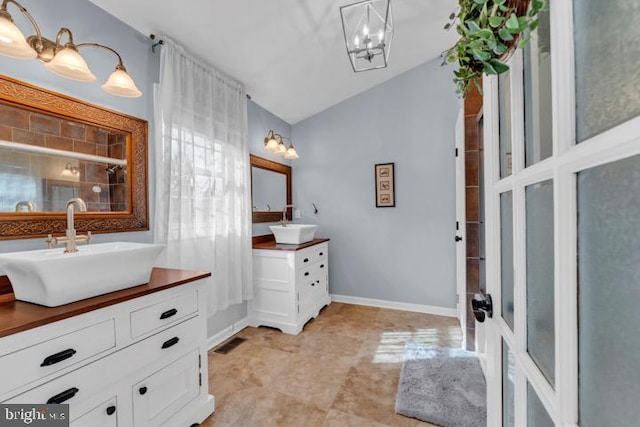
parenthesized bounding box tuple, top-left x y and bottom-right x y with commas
(471, 293, 493, 322)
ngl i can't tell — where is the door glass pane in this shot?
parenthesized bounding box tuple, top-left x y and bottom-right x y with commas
(527, 383, 554, 426)
(499, 71, 513, 177)
(578, 155, 640, 426)
(574, 0, 640, 142)
(479, 117, 486, 293)
(524, 5, 553, 166)
(526, 180, 555, 386)
(500, 191, 514, 330)
(503, 340, 515, 427)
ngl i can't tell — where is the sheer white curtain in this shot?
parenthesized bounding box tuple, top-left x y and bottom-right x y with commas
(154, 38, 252, 314)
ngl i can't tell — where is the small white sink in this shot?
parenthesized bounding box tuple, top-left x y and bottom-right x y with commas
(0, 242, 164, 307)
(269, 224, 318, 245)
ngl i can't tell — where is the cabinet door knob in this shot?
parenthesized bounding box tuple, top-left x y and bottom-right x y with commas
(160, 308, 178, 320)
(106, 405, 116, 416)
(41, 348, 77, 367)
(47, 387, 79, 404)
(161, 337, 180, 349)
(320, 264, 325, 268)
(303, 258, 309, 263)
(139, 386, 148, 395)
(311, 282, 315, 286)
(304, 272, 310, 277)
(319, 252, 324, 256)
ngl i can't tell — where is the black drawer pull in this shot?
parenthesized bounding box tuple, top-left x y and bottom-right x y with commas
(319, 252, 324, 256)
(304, 272, 310, 277)
(303, 258, 309, 263)
(139, 386, 147, 395)
(47, 387, 79, 404)
(160, 308, 178, 320)
(161, 337, 179, 349)
(320, 264, 325, 268)
(106, 406, 116, 416)
(41, 348, 76, 367)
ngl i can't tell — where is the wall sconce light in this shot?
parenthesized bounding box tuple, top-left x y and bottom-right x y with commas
(263, 130, 299, 160)
(0, 0, 142, 97)
(340, 0, 393, 72)
(61, 162, 79, 177)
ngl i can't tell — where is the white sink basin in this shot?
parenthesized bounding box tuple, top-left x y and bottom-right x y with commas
(269, 224, 318, 245)
(0, 242, 164, 307)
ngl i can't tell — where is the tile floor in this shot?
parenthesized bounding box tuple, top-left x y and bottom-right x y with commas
(201, 303, 462, 427)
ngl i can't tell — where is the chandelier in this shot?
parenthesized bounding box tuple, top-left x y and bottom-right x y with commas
(340, 0, 393, 72)
(0, 0, 142, 97)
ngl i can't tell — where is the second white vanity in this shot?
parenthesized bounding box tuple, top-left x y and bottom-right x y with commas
(248, 239, 330, 335)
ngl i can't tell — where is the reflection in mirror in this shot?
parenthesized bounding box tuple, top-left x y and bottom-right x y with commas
(0, 102, 129, 213)
(252, 167, 286, 212)
(250, 154, 291, 223)
(0, 74, 148, 239)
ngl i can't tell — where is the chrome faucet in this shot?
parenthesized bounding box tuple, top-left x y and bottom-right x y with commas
(15, 200, 35, 212)
(46, 198, 92, 253)
(280, 204, 294, 227)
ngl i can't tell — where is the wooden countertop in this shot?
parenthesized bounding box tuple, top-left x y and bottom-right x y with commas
(252, 237, 330, 251)
(0, 268, 210, 339)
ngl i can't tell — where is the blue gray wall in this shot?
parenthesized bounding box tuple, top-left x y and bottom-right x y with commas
(292, 59, 460, 309)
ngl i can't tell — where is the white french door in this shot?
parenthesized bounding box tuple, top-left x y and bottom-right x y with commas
(482, 0, 640, 426)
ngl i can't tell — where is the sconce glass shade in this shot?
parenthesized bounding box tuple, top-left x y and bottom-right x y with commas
(45, 44, 96, 82)
(340, 0, 393, 72)
(264, 136, 280, 153)
(284, 145, 299, 160)
(102, 66, 142, 97)
(0, 13, 37, 59)
(274, 141, 287, 156)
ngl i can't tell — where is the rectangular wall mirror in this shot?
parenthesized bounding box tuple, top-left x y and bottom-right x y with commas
(250, 154, 291, 223)
(0, 75, 148, 240)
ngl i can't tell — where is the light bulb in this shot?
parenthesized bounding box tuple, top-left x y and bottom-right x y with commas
(354, 35, 360, 48)
(363, 24, 369, 36)
(378, 29, 384, 43)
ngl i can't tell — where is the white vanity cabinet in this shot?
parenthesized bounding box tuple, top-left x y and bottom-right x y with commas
(0, 270, 215, 427)
(249, 241, 330, 335)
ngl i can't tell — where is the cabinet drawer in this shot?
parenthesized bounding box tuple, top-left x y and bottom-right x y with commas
(298, 260, 328, 281)
(296, 244, 328, 269)
(133, 350, 200, 427)
(71, 397, 118, 427)
(7, 317, 200, 410)
(130, 290, 198, 338)
(0, 319, 115, 396)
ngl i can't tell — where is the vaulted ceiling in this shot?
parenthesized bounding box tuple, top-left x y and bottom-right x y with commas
(89, 0, 458, 124)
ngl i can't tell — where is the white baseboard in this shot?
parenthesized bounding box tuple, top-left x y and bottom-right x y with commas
(330, 294, 458, 318)
(206, 317, 250, 351)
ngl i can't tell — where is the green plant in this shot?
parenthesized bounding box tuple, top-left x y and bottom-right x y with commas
(443, 0, 545, 96)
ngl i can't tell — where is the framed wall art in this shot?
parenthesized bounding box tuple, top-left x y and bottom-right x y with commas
(375, 162, 395, 207)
